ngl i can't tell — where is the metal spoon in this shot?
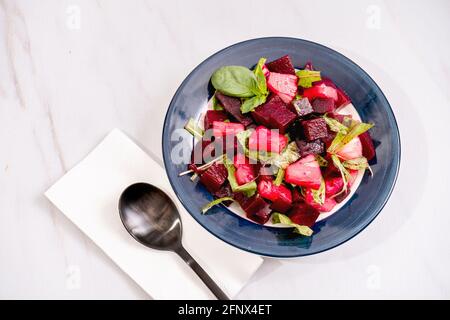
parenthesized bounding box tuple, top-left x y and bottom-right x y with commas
(118, 182, 229, 300)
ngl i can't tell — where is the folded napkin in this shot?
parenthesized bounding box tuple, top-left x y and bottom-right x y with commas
(45, 129, 263, 299)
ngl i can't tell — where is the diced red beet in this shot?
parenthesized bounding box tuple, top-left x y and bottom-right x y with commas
(269, 105, 297, 134)
(257, 180, 292, 213)
(235, 164, 256, 185)
(302, 118, 328, 141)
(204, 110, 228, 130)
(240, 195, 272, 224)
(359, 131, 376, 161)
(336, 87, 351, 108)
(303, 81, 338, 102)
(213, 183, 233, 203)
(291, 188, 303, 204)
(285, 155, 323, 189)
(266, 55, 296, 75)
(199, 163, 228, 193)
(291, 98, 314, 117)
(321, 130, 336, 149)
(325, 176, 345, 197)
(267, 72, 298, 104)
(304, 189, 337, 212)
(288, 203, 320, 227)
(248, 126, 288, 154)
(334, 190, 350, 203)
(212, 121, 244, 137)
(215, 92, 253, 126)
(312, 98, 335, 114)
(296, 139, 325, 157)
(336, 136, 362, 160)
(251, 94, 278, 127)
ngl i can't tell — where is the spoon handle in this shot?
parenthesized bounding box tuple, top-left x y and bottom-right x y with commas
(176, 246, 230, 300)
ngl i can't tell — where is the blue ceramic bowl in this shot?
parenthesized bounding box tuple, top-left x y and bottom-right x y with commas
(162, 37, 400, 258)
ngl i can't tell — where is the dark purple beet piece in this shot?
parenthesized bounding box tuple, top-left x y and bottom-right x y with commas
(296, 139, 325, 157)
(359, 131, 376, 161)
(204, 110, 228, 130)
(251, 94, 280, 127)
(334, 189, 350, 203)
(241, 195, 272, 224)
(215, 92, 253, 126)
(266, 55, 296, 75)
(199, 163, 228, 193)
(312, 98, 335, 113)
(269, 105, 297, 134)
(213, 183, 233, 206)
(321, 130, 336, 149)
(302, 118, 328, 141)
(291, 98, 314, 117)
(288, 203, 320, 227)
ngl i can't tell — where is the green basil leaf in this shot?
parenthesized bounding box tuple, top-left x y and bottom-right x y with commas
(274, 168, 285, 186)
(184, 118, 204, 139)
(323, 114, 349, 134)
(223, 156, 257, 197)
(272, 212, 313, 237)
(296, 70, 321, 88)
(331, 154, 349, 193)
(254, 57, 268, 95)
(211, 66, 258, 98)
(201, 197, 234, 214)
(343, 157, 369, 170)
(241, 94, 267, 113)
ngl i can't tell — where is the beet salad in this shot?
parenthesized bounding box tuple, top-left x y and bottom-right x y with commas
(180, 55, 376, 236)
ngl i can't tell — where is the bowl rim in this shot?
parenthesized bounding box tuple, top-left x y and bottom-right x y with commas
(161, 36, 401, 258)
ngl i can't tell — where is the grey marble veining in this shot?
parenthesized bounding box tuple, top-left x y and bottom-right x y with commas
(0, 0, 449, 299)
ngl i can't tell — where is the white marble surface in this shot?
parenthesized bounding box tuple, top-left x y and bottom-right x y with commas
(1, 0, 449, 299)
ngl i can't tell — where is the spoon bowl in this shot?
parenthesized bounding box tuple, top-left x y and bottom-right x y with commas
(119, 183, 181, 251)
(118, 182, 229, 300)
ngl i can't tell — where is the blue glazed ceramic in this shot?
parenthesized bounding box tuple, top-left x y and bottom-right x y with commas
(162, 37, 400, 258)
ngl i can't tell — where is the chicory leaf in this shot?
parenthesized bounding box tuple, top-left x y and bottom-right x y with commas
(296, 69, 321, 88)
(323, 115, 349, 134)
(201, 197, 234, 214)
(184, 118, 204, 139)
(272, 212, 313, 236)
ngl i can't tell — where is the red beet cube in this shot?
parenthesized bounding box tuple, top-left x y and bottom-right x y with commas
(269, 105, 297, 134)
(288, 203, 320, 227)
(248, 126, 289, 154)
(291, 188, 303, 204)
(240, 195, 272, 224)
(304, 189, 337, 212)
(266, 55, 296, 75)
(303, 81, 338, 102)
(285, 155, 323, 189)
(251, 94, 281, 127)
(336, 87, 351, 108)
(199, 163, 228, 193)
(359, 131, 376, 161)
(292, 98, 314, 117)
(204, 110, 228, 130)
(212, 121, 244, 137)
(215, 92, 253, 126)
(302, 118, 328, 141)
(312, 98, 335, 114)
(296, 139, 325, 157)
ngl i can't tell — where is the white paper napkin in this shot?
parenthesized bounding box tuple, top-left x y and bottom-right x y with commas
(45, 129, 263, 299)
